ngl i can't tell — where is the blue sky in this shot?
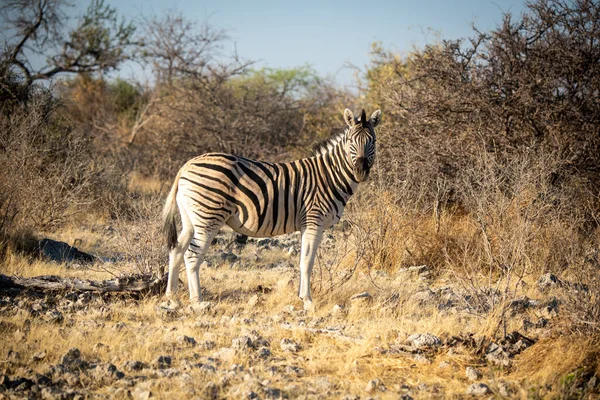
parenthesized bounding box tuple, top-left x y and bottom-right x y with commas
(98, 0, 527, 87)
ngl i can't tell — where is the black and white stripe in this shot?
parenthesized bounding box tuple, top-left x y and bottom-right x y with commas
(162, 108, 381, 309)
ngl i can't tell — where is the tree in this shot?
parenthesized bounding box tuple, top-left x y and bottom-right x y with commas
(0, 0, 137, 92)
(141, 10, 228, 85)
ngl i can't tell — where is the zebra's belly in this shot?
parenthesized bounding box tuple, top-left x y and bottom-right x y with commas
(225, 213, 300, 238)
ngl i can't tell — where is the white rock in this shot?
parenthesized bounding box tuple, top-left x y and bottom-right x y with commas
(466, 383, 491, 396)
(466, 366, 482, 381)
(280, 338, 300, 352)
(406, 333, 442, 349)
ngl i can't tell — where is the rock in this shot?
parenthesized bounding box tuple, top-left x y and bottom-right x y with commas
(156, 300, 180, 319)
(203, 382, 219, 399)
(280, 338, 300, 352)
(412, 354, 431, 364)
(537, 273, 560, 292)
(200, 340, 217, 351)
(31, 351, 46, 362)
(221, 251, 239, 263)
(123, 360, 149, 372)
(411, 289, 437, 304)
(466, 383, 491, 396)
(350, 292, 372, 302)
(177, 335, 197, 347)
(406, 333, 442, 349)
(155, 355, 172, 369)
(258, 238, 279, 248)
(232, 336, 253, 350)
(192, 301, 212, 314)
(43, 310, 63, 324)
(365, 378, 383, 393)
(485, 343, 511, 367)
(281, 304, 296, 314)
(248, 295, 260, 307)
(331, 304, 344, 315)
(38, 238, 95, 264)
(60, 348, 81, 366)
(465, 366, 482, 381)
(214, 347, 236, 362)
(90, 362, 124, 384)
(256, 347, 271, 359)
(92, 343, 107, 352)
(131, 386, 151, 400)
(497, 381, 513, 397)
(397, 265, 432, 277)
(438, 361, 451, 369)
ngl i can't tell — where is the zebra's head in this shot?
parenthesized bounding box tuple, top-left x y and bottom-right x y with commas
(343, 108, 382, 182)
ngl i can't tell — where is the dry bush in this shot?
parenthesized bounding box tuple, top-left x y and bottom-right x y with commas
(0, 86, 128, 257)
(358, 0, 600, 337)
(111, 188, 166, 276)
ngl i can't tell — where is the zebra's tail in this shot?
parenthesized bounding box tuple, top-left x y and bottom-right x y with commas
(162, 168, 182, 250)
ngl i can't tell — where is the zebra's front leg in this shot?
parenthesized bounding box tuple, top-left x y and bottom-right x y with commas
(299, 225, 323, 311)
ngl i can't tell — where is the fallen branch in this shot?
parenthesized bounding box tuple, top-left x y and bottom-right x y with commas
(0, 273, 168, 295)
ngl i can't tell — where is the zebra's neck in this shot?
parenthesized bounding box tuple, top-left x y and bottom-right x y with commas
(312, 136, 359, 199)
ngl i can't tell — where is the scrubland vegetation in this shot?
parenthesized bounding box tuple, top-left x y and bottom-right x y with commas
(1, 0, 599, 398)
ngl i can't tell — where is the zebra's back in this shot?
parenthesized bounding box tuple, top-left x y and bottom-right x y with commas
(177, 153, 311, 237)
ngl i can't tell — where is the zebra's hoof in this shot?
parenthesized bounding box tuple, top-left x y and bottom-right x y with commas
(189, 301, 211, 314)
(303, 299, 315, 312)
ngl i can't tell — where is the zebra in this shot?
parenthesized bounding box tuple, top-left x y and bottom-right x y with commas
(162, 108, 381, 310)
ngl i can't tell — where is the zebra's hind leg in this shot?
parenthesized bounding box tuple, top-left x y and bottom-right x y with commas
(299, 224, 324, 311)
(184, 227, 220, 303)
(165, 202, 194, 297)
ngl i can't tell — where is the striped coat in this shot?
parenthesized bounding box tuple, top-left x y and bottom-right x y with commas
(163, 108, 381, 310)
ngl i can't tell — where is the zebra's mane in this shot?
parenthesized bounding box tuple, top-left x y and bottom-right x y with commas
(311, 129, 347, 156)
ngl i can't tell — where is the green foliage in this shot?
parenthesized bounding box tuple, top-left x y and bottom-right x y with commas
(109, 78, 140, 113)
(233, 65, 321, 99)
(49, 0, 137, 75)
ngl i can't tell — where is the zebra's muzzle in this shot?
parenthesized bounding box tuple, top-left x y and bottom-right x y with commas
(354, 157, 370, 182)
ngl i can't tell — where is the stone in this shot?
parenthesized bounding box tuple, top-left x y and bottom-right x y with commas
(438, 361, 451, 369)
(214, 347, 236, 362)
(92, 343, 107, 352)
(193, 301, 212, 314)
(485, 343, 511, 367)
(177, 335, 197, 347)
(497, 381, 513, 397)
(38, 238, 95, 264)
(412, 354, 431, 364)
(123, 360, 149, 372)
(406, 333, 442, 349)
(248, 295, 260, 307)
(466, 383, 491, 396)
(232, 336, 253, 350)
(90, 362, 124, 384)
(203, 382, 219, 399)
(44, 310, 63, 324)
(537, 273, 560, 292)
(155, 355, 172, 369)
(60, 348, 81, 366)
(131, 387, 151, 400)
(331, 304, 344, 315)
(350, 292, 372, 301)
(365, 378, 382, 393)
(221, 251, 239, 263)
(256, 347, 271, 359)
(280, 338, 300, 352)
(31, 351, 46, 362)
(465, 366, 482, 381)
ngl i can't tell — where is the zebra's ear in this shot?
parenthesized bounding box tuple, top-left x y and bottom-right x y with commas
(369, 110, 382, 127)
(343, 108, 355, 127)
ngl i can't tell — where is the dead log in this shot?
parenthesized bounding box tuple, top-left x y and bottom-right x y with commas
(0, 273, 167, 295)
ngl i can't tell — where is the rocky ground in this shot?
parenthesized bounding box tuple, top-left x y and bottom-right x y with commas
(0, 229, 598, 399)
